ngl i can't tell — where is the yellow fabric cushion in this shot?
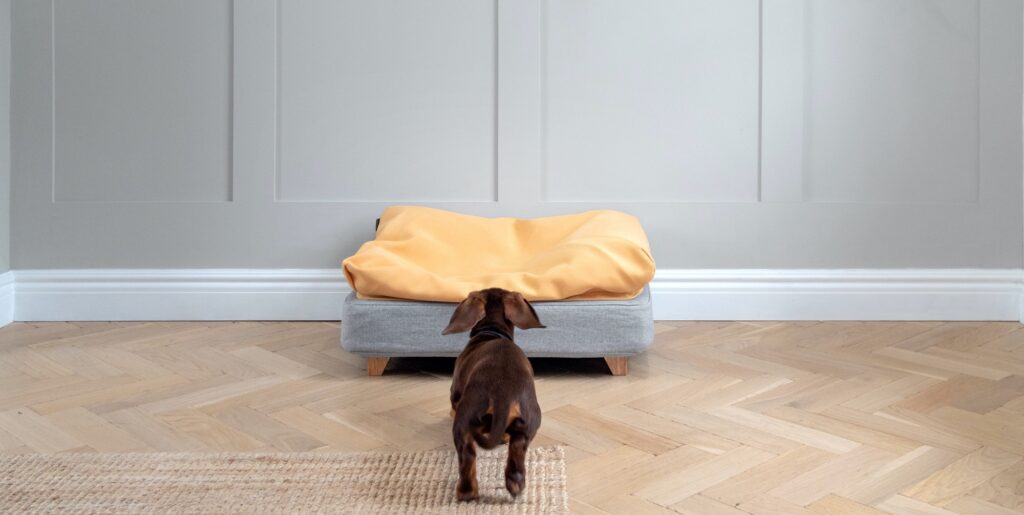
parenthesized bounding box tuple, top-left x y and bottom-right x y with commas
(342, 206, 656, 302)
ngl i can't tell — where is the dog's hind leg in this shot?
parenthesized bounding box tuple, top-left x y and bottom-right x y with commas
(449, 389, 460, 418)
(453, 425, 479, 501)
(505, 433, 528, 497)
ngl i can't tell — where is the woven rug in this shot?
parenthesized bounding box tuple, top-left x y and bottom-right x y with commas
(0, 447, 567, 514)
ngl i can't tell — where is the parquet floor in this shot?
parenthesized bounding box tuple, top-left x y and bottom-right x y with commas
(2, 320, 1024, 514)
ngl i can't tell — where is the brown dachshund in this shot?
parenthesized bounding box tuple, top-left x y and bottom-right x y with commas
(443, 288, 545, 501)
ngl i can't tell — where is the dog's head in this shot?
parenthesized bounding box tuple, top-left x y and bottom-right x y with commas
(442, 288, 545, 335)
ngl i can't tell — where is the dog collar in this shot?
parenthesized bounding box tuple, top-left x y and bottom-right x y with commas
(470, 327, 512, 341)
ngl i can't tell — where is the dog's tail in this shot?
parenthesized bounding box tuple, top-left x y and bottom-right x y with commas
(474, 398, 510, 450)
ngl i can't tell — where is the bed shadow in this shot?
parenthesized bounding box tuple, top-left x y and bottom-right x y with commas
(386, 356, 612, 377)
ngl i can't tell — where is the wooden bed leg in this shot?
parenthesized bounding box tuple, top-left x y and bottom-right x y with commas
(367, 357, 390, 376)
(604, 357, 628, 376)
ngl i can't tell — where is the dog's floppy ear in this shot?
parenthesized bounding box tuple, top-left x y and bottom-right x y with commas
(442, 292, 486, 335)
(503, 291, 545, 330)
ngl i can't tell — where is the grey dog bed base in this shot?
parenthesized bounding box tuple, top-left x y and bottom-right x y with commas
(341, 287, 654, 358)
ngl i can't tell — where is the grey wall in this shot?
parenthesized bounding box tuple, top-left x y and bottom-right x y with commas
(9, 0, 1023, 270)
(0, 0, 9, 273)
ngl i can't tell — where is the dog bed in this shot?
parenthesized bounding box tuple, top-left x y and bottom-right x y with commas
(341, 207, 656, 376)
(341, 286, 653, 376)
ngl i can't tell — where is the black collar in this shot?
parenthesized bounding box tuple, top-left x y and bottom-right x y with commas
(470, 326, 512, 341)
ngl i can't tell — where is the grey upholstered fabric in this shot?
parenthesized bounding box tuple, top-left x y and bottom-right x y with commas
(341, 287, 654, 357)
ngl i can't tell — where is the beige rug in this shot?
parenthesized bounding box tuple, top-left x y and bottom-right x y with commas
(0, 447, 567, 514)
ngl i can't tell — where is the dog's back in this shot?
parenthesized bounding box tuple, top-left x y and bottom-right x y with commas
(453, 337, 539, 450)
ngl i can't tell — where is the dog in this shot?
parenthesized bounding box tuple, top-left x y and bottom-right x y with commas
(443, 288, 545, 501)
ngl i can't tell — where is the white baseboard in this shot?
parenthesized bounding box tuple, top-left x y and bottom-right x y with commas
(0, 272, 13, 327)
(9, 268, 1024, 322)
(14, 269, 347, 322)
(650, 269, 1022, 321)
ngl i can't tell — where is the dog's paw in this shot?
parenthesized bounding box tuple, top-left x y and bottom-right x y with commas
(456, 477, 479, 502)
(456, 486, 479, 502)
(505, 472, 524, 498)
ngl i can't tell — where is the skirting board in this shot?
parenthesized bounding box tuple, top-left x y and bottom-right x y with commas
(0, 272, 13, 327)
(9, 268, 1024, 322)
(650, 269, 1022, 322)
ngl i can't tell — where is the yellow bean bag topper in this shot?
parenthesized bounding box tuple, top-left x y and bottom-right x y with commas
(343, 206, 655, 302)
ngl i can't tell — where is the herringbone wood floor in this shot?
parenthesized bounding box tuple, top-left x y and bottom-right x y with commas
(2, 321, 1024, 514)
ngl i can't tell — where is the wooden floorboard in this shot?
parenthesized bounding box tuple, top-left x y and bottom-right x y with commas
(1, 320, 1024, 513)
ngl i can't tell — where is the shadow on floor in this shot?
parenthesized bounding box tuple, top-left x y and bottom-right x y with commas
(383, 356, 613, 377)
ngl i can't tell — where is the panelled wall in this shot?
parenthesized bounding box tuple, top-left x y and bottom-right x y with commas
(10, 0, 1023, 269)
(0, 0, 9, 273)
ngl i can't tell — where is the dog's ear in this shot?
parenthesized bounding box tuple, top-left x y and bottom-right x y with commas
(503, 291, 545, 330)
(442, 292, 486, 335)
